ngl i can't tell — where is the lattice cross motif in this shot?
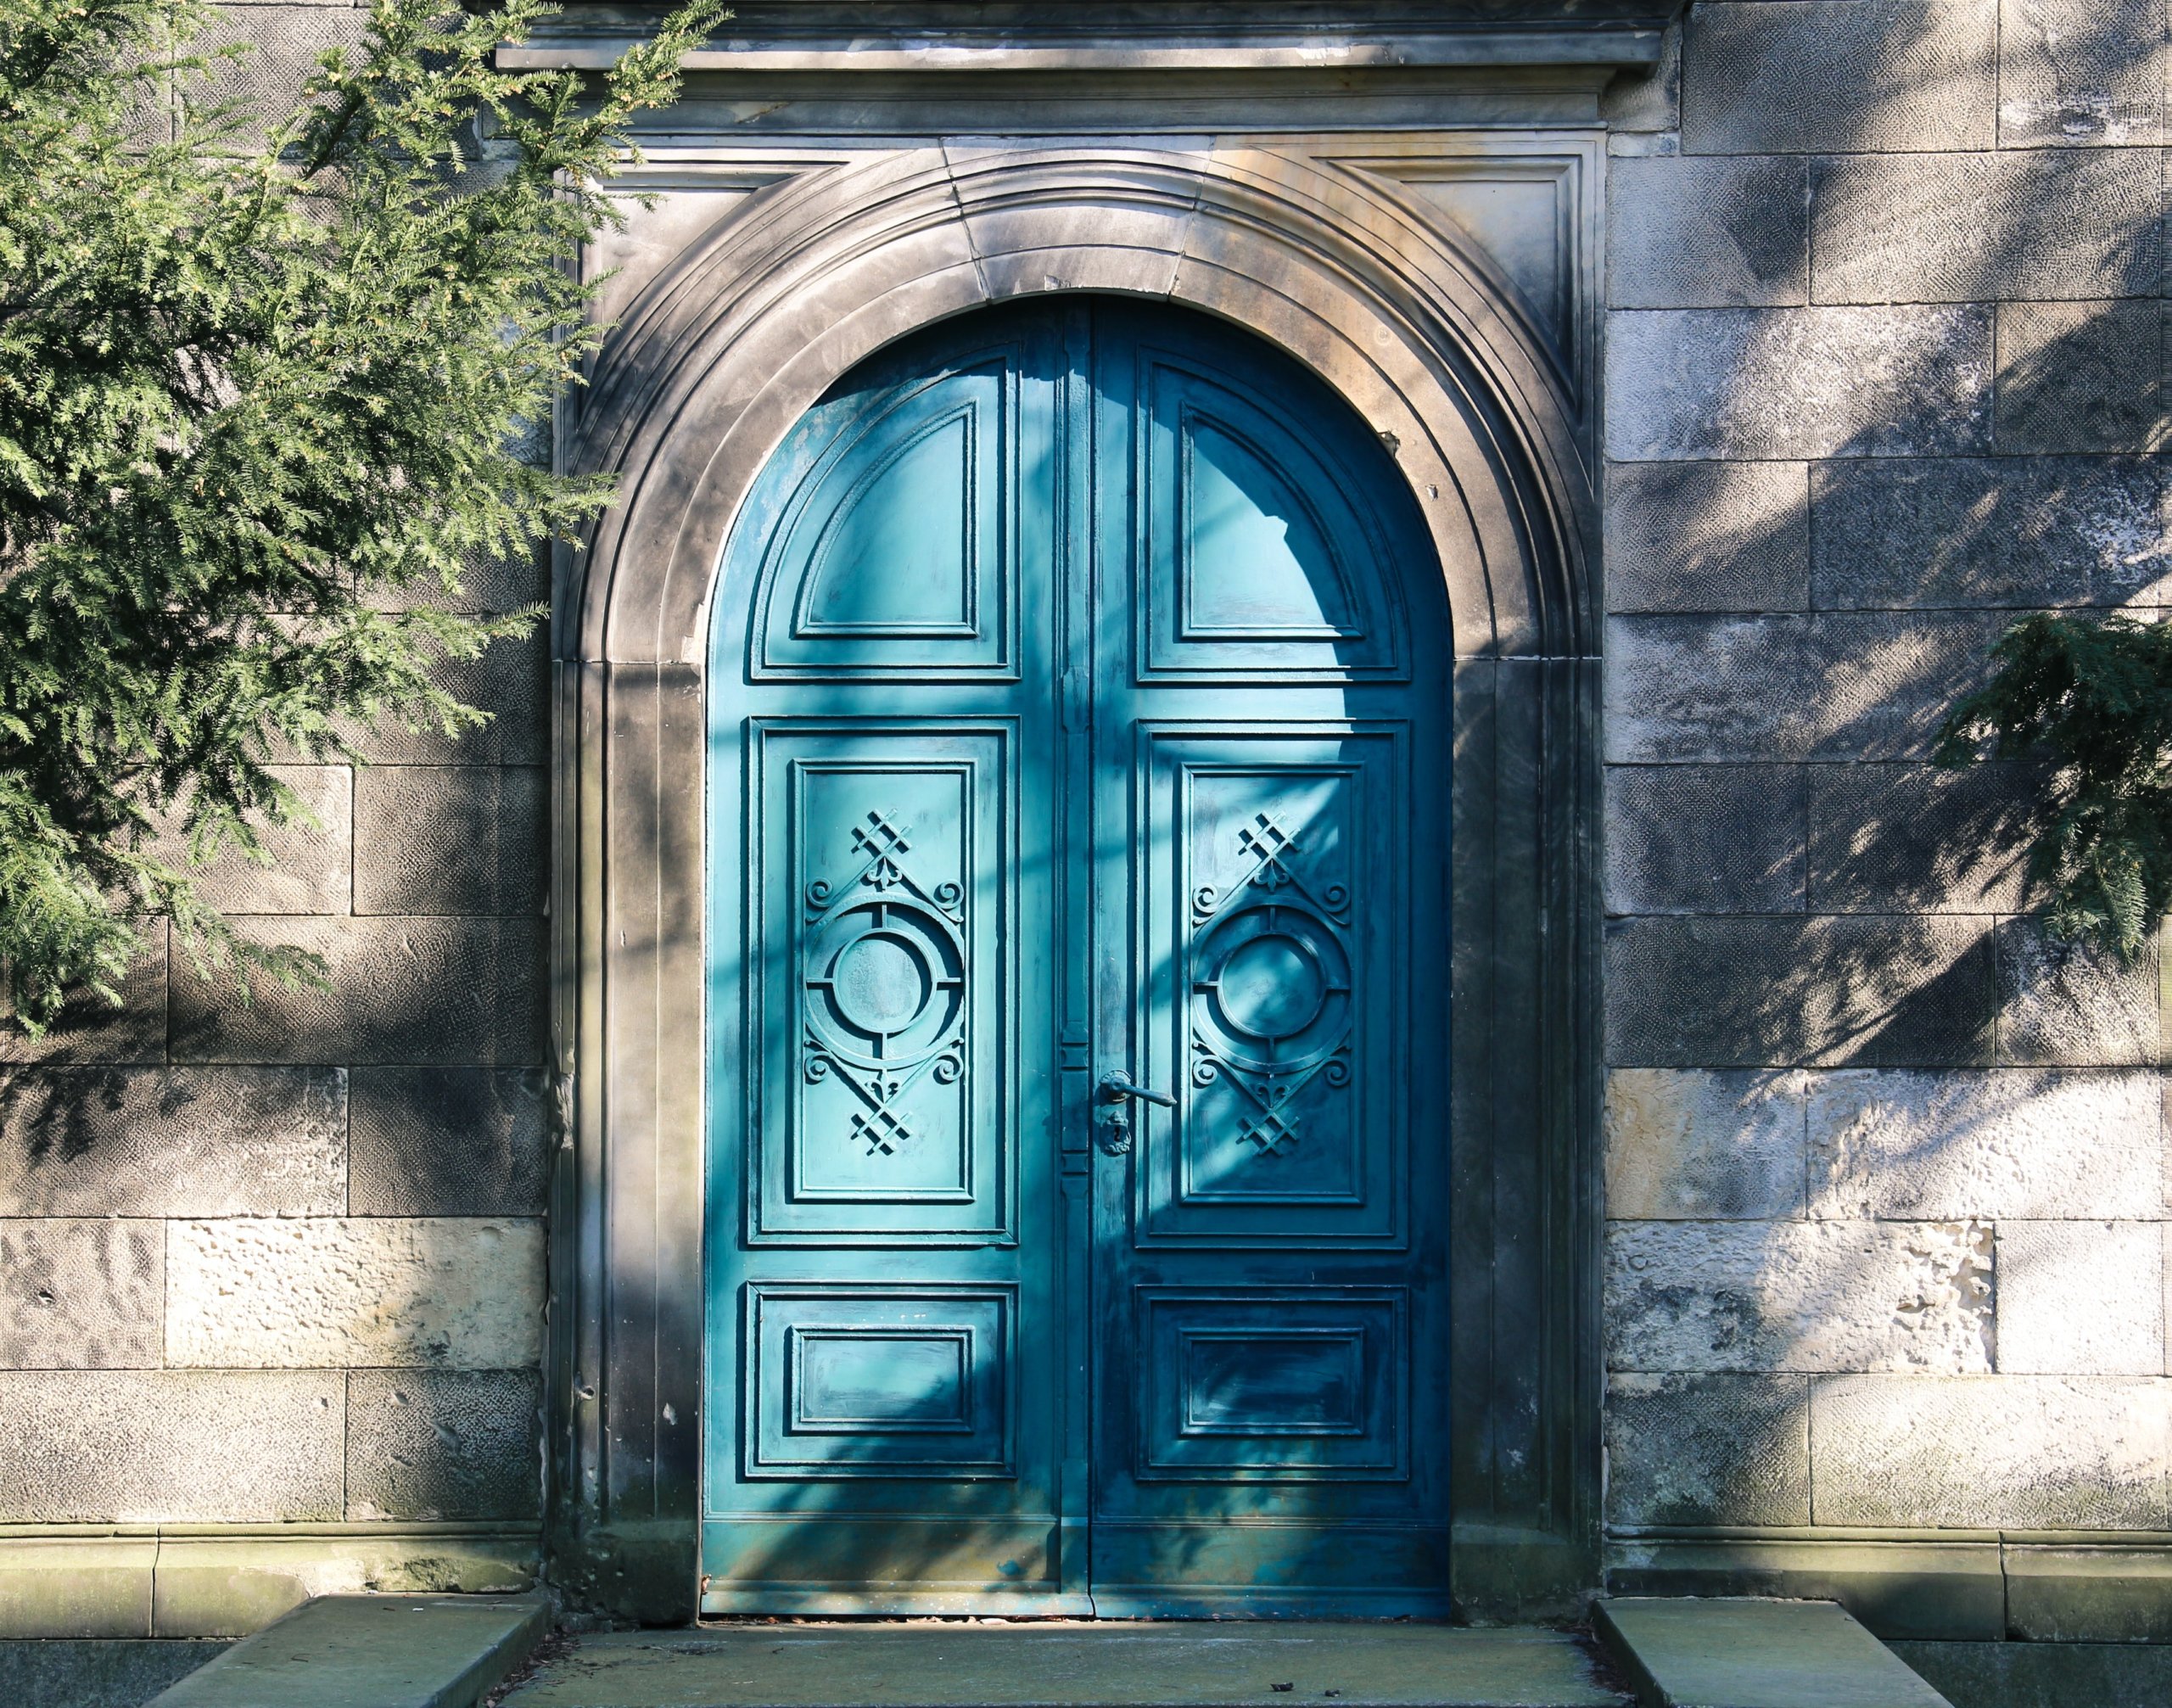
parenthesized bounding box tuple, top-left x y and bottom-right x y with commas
(1236, 1099, 1302, 1156)
(850, 1104, 915, 1157)
(1237, 810, 1302, 890)
(850, 810, 913, 891)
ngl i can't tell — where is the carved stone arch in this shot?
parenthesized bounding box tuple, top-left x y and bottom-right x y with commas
(548, 142, 1602, 1624)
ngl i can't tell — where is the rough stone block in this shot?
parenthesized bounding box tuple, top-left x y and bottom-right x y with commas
(368, 540, 549, 616)
(2004, 1547, 2172, 1644)
(0, 1220, 160, 1369)
(1996, 302, 2171, 455)
(1607, 156, 1808, 309)
(1604, 1067, 1808, 1219)
(354, 765, 546, 916)
(1998, 0, 2168, 146)
(1996, 917, 2159, 1067)
(165, 1216, 544, 1369)
(0, 1541, 158, 1639)
(345, 1368, 543, 1520)
(1996, 1220, 2164, 1375)
(1812, 149, 2161, 305)
(1805, 763, 2040, 915)
(348, 629, 546, 765)
(170, 916, 546, 1066)
(1604, 461, 1810, 615)
(1604, 765, 1806, 915)
(1806, 1067, 2163, 1219)
(0, 1369, 341, 1522)
(1682, 0, 1996, 156)
(188, 8, 372, 148)
(1605, 1372, 1811, 1526)
(1606, 307, 1991, 462)
(1811, 1373, 2169, 1527)
(1598, 14, 1679, 134)
(1604, 1218, 1994, 1373)
(1604, 915, 1996, 1069)
(154, 766, 351, 916)
(0, 921, 166, 1067)
(349, 1066, 551, 1218)
(0, 1066, 344, 1218)
(1811, 456, 2171, 609)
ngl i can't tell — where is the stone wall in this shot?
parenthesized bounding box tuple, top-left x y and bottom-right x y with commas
(1600, 0, 2172, 1622)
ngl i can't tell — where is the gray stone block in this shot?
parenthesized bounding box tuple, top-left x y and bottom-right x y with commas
(1604, 764, 1806, 915)
(1996, 301, 2171, 455)
(348, 629, 546, 765)
(1893, 1639, 2172, 1708)
(1806, 763, 2040, 915)
(349, 1066, 551, 1218)
(1606, 307, 1992, 462)
(154, 766, 351, 916)
(345, 1369, 542, 1520)
(1598, 14, 1679, 134)
(1810, 456, 2170, 609)
(1996, 917, 2159, 1067)
(0, 1067, 344, 1218)
(1682, 0, 1996, 156)
(1604, 1068, 1808, 1220)
(1605, 612, 2006, 764)
(170, 916, 545, 1066)
(1604, 461, 1811, 615)
(354, 766, 546, 917)
(187, 8, 372, 148)
(0, 1640, 229, 1708)
(0, 922, 167, 1067)
(1812, 149, 2162, 305)
(1605, 915, 1997, 1068)
(367, 541, 549, 616)
(1998, 0, 2168, 146)
(1605, 1373, 1811, 1526)
(0, 1221, 160, 1369)
(0, 1369, 341, 1522)
(1607, 156, 1808, 309)
(1996, 1220, 2163, 1375)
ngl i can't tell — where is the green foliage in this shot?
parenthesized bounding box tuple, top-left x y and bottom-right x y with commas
(0, 0, 726, 1031)
(1936, 613, 2172, 960)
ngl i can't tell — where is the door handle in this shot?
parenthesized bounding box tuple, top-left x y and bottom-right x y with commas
(1099, 1072, 1176, 1108)
(1095, 1072, 1173, 1157)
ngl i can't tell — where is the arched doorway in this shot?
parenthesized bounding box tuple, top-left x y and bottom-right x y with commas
(703, 299, 1451, 1614)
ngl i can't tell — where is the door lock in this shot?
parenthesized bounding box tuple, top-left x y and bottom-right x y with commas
(1097, 1072, 1175, 1156)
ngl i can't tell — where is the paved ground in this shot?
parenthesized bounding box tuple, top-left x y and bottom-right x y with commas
(496, 1622, 1630, 1708)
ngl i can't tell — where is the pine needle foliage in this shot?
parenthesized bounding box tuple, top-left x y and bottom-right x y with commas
(1935, 613, 2172, 961)
(0, 0, 727, 1033)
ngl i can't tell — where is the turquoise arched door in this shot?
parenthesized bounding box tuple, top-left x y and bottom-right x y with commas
(705, 300, 1450, 1616)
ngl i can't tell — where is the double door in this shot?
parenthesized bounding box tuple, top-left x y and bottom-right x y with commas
(703, 299, 1449, 1615)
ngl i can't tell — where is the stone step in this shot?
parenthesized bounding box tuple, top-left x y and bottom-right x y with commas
(1592, 1599, 1953, 1708)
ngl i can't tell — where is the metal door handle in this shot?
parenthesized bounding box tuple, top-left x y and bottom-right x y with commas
(1099, 1072, 1176, 1108)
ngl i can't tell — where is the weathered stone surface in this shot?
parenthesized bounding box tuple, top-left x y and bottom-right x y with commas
(0, 922, 166, 1067)
(1805, 763, 2039, 915)
(0, 1221, 160, 1369)
(348, 629, 546, 765)
(170, 916, 545, 1066)
(1604, 1068, 1808, 1220)
(1606, 156, 1808, 309)
(350, 1066, 551, 1218)
(1996, 917, 2159, 1067)
(1996, 302, 2170, 455)
(1604, 916, 1996, 1069)
(0, 1638, 227, 1705)
(1605, 613, 2004, 764)
(1682, 0, 1996, 156)
(1605, 1219, 1994, 1373)
(0, 1538, 156, 1639)
(1604, 765, 1805, 916)
(1997, 1220, 2164, 1376)
(1811, 1374, 2169, 1527)
(1806, 1067, 2163, 1220)
(149, 1536, 536, 1638)
(354, 765, 546, 916)
(1603, 461, 1810, 614)
(1895, 1638, 2172, 1707)
(1605, 1373, 1811, 1526)
(1810, 456, 2171, 608)
(369, 540, 549, 615)
(157, 766, 351, 916)
(0, 1369, 341, 1522)
(0, 1067, 344, 1218)
(2004, 1546, 2172, 1644)
(1812, 149, 2161, 305)
(1998, 0, 2168, 146)
(1598, 14, 1679, 136)
(166, 1217, 544, 1369)
(191, 8, 372, 148)
(346, 1369, 542, 1520)
(1606, 307, 1992, 462)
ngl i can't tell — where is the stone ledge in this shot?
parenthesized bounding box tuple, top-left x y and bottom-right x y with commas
(1593, 1597, 1951, 1708)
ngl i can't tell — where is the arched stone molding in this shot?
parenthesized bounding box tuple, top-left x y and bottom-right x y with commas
(547, 140, 1603, 1624)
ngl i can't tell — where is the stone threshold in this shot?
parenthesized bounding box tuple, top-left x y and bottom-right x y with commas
(1594, 1599, 1951, 1708)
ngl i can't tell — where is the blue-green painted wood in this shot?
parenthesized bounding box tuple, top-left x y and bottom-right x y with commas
(705, 300, 1450, 1616)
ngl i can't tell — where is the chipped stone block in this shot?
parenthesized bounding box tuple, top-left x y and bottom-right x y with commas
(1604, 461, 1810, 615)
(354, 766, 546, 917)
(0, 1066, 344, 1218)
(165, 1217, 543, 1369)
(1607, 156, 1808, 309)
(1598, 14, 1679, 136)
(350, 1066, 551, 1217)
(154, 766, 351, 916)
(1605, 1373, 1811, 1526)
(1605, 1219, 1994, 1374)
(1996, 302, 2171, 456)
(1997, 1221, 2164, 1375)
(1805, 764, 2040, 915)
(0, 921, 167, 1067)
(1604, 1068, 1808, 1220)
(1996, 917, 2159, 1067)
(0, 1221, 161, 1369)
(1999, 0, 2168, 146)
(0, 1369, 341, 1522)
(1807, 1068, 2162, 1220)
(345, 1368, 542, 1520)
(1606, 306, 1992, 462)
(347, 629, 546, 765)
(1811, 1374, 2169, 1528)
(1604, 765, 1806, 915)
